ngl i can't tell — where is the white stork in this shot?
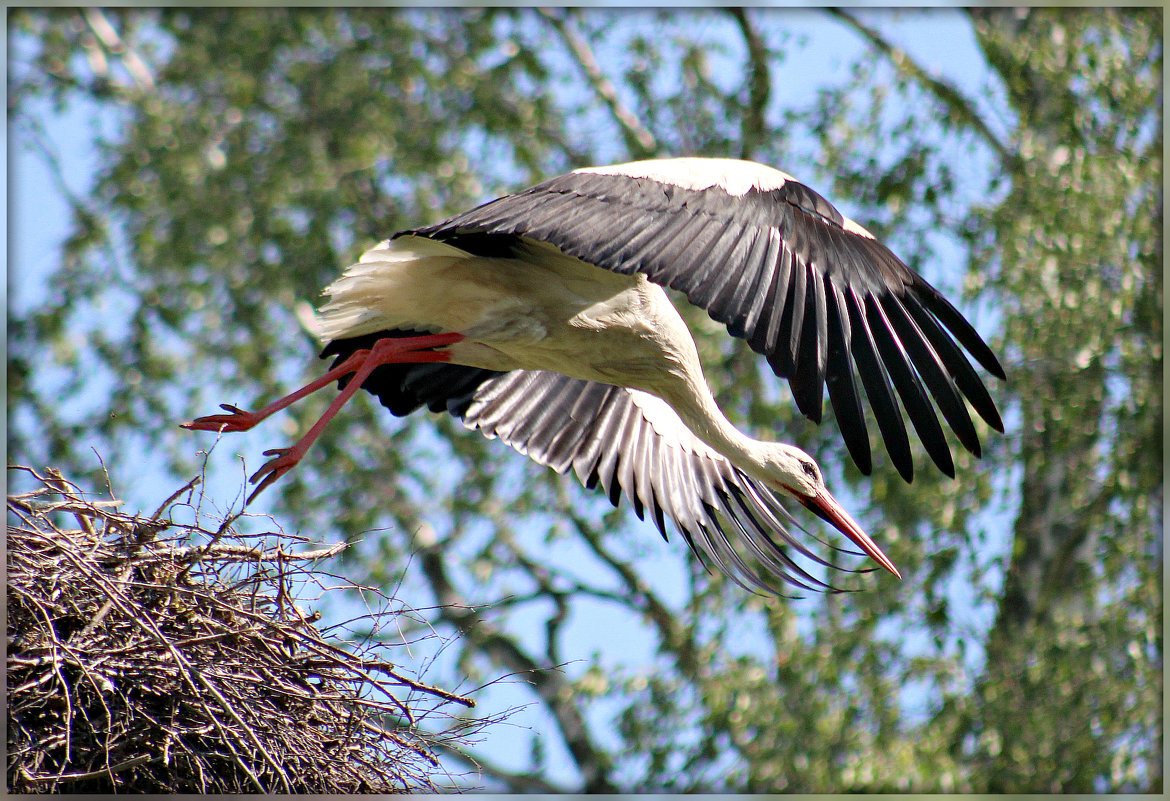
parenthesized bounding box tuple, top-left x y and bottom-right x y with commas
(185, 157, 1004, 594)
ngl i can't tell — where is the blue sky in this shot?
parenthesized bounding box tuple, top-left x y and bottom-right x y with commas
(9, 9, 1015, 789)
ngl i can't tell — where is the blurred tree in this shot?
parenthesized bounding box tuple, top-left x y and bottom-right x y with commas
(959, 9, 1161, 790)
(8, 6, 1160, 792)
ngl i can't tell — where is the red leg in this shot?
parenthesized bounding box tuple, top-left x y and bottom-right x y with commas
(182, 332, 465, 502)
(183, 332, 464, 432)
(182, 349, 371, 433)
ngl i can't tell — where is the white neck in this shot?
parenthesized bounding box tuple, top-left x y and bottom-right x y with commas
(648, 351, 779, 484)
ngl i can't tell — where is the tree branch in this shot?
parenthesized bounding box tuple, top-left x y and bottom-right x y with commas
(80, 8, 155, 93)
(561, 495, 699, 678)
(538, 7, 657, 159)
(727, 7, 771, 161)
(496, 526, 570, 666)
(827, 8, 1020, 171)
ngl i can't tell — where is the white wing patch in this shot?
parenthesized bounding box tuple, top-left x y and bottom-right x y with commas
(575, 157, 797, 196)
(841, 216, 877, 240)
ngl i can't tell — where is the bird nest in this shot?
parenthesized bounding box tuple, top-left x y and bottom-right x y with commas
(7, 465, 486, 793)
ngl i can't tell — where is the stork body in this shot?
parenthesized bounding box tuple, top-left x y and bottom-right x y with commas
(185, 158, 1004, 594)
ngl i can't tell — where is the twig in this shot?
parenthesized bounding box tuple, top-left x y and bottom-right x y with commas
(151, 474, 201, 520)
(826, 8, 1019, 170)
(539, 8, 657, 158)
(43, 467, 97, 537)
(23, 754, 156, 785)
(728, 7, 771, 160)
(81, 8, 155, 92)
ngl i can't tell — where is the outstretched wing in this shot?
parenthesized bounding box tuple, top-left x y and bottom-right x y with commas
(462, 370, 855, 594)
(321, 333, 853, 594)
(404, 158, 1005, 482)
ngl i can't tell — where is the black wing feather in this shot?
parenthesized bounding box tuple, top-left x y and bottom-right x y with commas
(865, 296, 955, 477)
(824, 281, 871, 474)
(913, 276, 1006, 380)
(879, 293, 981, 457)
(900, 295, 1004, 433)
(846, 287, 913, 481)
(754, 236, 794, 357)
(724, 226, 777, 339)
(783, 239, 809, 373)
(688, 222, 752, 309)
(796, 266, 830, 422)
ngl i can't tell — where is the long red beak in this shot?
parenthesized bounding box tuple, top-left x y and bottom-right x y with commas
(798, 488, 901, 579)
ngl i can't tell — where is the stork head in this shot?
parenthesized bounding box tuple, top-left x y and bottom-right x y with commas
(760, 444, 901, 579)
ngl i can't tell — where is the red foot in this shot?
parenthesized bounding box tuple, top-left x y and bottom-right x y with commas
(247, 446, 304, 503)
(182, 404, 263, 433)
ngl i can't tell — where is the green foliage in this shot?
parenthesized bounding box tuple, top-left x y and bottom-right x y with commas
(9, 6, 1161, 792)
(957, 8, 1162, 789)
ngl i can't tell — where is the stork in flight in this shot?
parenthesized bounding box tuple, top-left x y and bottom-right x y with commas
(184, 158, 1004, 594)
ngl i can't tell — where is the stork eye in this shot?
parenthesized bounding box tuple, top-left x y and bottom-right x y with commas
(802, 462, 818, 480)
